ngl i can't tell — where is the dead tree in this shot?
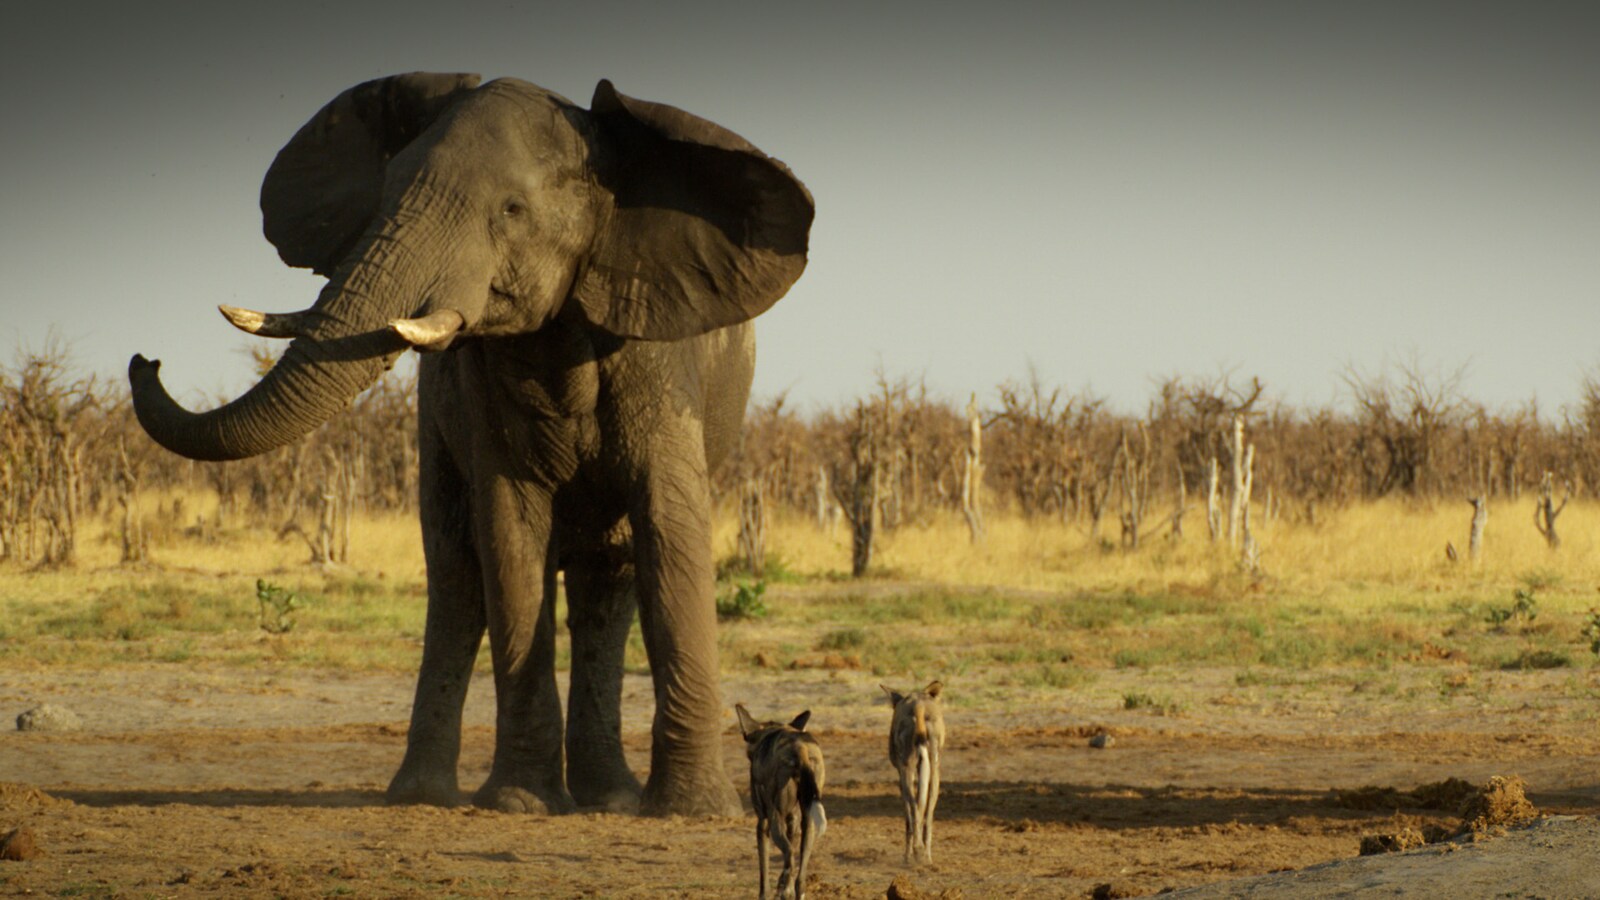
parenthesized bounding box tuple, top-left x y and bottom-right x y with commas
(1238, 443, 1257, 569)
(1533, 470, 1570, 549)
(960, 394, 985, 544)
(737, 476, 767, 577)
(1467, 495, 1488, 563)
(832, 403, 881, 578)
(1118, 424, 1152, 550)
(1205, 456, 1221, 541)
(1228, 415, 1247, 546)
(116, 437, 147, 563)
(813, 464, 836, 533)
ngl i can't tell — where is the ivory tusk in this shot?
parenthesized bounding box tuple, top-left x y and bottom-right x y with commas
(218, 305, 314, 339)
(389, 309, 466, 348)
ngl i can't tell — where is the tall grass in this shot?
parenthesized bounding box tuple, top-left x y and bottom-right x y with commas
(3, 491, 1599, 676)
(715, 498, 1600, 600)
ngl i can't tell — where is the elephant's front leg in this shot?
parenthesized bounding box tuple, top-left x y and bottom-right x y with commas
(564, 523, 644, 811)
(630, 461, 741, 817)
(472, 476, 574, 814)
(389, 421, 484, 807)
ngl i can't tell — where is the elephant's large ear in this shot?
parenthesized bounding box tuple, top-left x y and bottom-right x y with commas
(573, 80, 814, 341)
(260, 72, 482, 276)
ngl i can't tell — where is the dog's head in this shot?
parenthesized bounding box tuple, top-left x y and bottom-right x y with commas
(735, 704, 811, 759)
(881, 680, 944, 709)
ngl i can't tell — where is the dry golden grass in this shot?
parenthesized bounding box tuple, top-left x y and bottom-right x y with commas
(3, 491, 1598, 679)
(715, 497, 1600, 598)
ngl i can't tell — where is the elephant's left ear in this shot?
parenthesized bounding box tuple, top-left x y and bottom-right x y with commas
(573, 80, 814, 341)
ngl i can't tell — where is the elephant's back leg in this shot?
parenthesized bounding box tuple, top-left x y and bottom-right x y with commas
(387, 383, 486, 807)
(562, 518, 643, 810)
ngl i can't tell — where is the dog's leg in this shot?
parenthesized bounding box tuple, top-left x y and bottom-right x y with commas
(756, 811, 770, 900)
(771, 811, 795, 898)
(923, 743, 941, 863)
(896, 761, 917, 863)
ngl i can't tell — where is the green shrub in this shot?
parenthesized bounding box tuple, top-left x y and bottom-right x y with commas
(716, 581, 768, 621)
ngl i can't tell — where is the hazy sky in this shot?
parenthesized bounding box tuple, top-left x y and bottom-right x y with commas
(3, 2, 1597, 416)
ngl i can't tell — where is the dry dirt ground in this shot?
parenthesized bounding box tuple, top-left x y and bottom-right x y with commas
(3, 663, 1600, 898)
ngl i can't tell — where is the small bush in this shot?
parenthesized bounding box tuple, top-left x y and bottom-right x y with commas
(817, 627, 867, 651)
(1122, 690, 1183, 715)
(716, 581, 768, 621)
(1582, 609, 1600, 658)
(1500, 649, 1570, 671)
(1487, 587, 1538, 628)
(256, 580, 305, 635)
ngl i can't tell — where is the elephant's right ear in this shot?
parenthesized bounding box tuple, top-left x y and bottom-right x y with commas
(260, 72, 482, 276)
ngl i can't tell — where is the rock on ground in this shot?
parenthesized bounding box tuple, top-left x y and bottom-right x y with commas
(15, 704, 82, 733)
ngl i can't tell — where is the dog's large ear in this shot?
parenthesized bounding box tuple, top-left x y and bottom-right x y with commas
(924, 680, 944, 699)
(881, 684, 905, 707)
(789, 710, 812, 732)
(573, 79, 813, 341)
(735, 704, 760, 740)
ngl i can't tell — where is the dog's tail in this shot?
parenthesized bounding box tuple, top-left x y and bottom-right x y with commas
(799, 751, 826, 838)
(915, 742, 931, 815)
(796, 745, 826, 895)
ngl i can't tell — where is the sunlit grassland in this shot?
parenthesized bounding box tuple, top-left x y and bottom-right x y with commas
(2, 492, 1599, 686)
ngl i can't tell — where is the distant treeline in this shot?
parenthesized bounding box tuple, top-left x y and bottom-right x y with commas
(4, 340, 1598, 567)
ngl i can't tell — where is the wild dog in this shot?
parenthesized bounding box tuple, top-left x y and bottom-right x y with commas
(736, 704, 827, 900)
(882, 680, 945, 864)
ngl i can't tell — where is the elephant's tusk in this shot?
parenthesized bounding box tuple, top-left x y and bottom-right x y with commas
(389, 309, 466, 349)
(218, 305, 314, 339)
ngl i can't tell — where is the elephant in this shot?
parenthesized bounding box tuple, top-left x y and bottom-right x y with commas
(128, 72, 813, 817)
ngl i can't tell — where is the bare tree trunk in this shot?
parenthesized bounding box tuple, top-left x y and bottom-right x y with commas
(1206, 457, 1221, 542)
(1228, 414, 1245, 546)
(737, 476, 767, 577)
(1171, 462, 1187, 540)
(116, 438, 146, 564)
(1467, 495, 1488, 563)
(960, 395, 985, 544)
(814, 464, 831, 531)
(1533, 471, 1569, 550)
(833, 405, 880, 578)
(1239, 443, 1257, 570)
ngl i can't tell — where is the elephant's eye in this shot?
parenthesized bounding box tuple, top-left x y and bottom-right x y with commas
(502, 200, 526, 218)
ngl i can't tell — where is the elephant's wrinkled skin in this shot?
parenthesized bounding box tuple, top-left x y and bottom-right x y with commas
(128, 73, 812, 816)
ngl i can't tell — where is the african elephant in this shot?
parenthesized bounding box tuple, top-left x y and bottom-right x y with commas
(128, 73, 812, 817)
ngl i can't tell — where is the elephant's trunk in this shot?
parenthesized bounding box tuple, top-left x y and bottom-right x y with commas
(129, 235, 423, 462)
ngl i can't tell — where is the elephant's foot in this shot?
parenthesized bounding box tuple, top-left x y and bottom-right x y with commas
(472, 772, 575, 815)
(568, 758, 643, 812)
(639, 758, 741, 817)
(385, 755, 462, 807)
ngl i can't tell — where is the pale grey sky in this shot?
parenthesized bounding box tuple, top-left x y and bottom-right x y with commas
(2, 1, 1596, 415)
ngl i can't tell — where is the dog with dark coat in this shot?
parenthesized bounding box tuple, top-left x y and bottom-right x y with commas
(736, 705, 827, 899)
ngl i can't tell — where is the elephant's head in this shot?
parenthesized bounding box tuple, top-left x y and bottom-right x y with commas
(130, 73, 813, 461)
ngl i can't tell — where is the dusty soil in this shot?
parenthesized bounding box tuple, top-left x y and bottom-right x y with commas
(2, 664, 1599, 898)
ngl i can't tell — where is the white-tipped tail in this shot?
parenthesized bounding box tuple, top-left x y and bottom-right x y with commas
(807, 800, 827, 838)
(916, 745, 931, 814)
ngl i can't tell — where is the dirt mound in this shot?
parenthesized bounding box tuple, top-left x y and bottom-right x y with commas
(1460, 775, 1539, 833)
(1358, 827, 1427, 855)
(0, 783, 66, 811)
(1358, 775, 1540, 854)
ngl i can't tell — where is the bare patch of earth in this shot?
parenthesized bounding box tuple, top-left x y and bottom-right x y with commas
(2, 663, 1599, 897)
